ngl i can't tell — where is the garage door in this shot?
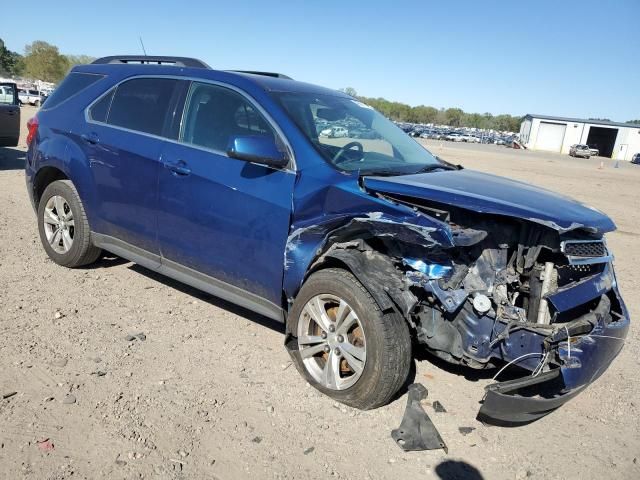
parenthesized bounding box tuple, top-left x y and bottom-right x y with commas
(535, 122, 566, 152)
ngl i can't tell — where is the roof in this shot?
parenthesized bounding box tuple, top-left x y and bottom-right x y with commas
(81, 55, 349, 98)
(231, 71, 349, 97)
(524, 114, 640, 129)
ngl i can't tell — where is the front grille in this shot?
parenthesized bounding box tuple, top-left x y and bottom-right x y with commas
(563, 241, 607, 258)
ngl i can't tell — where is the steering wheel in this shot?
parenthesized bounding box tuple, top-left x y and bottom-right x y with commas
(332, 141, 364, 165)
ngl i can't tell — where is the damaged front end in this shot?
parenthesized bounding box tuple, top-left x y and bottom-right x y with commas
(397, 204, 628, 425)
(285, 172, 629, 425)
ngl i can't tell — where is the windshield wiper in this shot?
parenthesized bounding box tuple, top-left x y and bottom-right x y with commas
(357, 169, 404, 177)
(410, 163, 459, 174)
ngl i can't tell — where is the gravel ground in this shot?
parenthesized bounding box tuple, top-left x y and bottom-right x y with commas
(1, 111, 638, 479)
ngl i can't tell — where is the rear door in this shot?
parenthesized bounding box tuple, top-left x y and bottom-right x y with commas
(80, 76, 187, 253)
(0, 83, 20, 146)
(157, 81, 296, 308)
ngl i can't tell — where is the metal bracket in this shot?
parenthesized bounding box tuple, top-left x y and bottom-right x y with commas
(391, 384, 448, 452)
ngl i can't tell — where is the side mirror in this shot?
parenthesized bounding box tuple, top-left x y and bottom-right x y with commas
(227, 135, 289, 168)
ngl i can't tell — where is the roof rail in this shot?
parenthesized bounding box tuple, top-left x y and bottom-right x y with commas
(91, 56, 210, 69)
(229, 70, 292, 80)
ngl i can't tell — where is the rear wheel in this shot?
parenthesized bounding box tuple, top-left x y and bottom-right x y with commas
(37, 180, 102, 267)
(289, 268, 412, 410)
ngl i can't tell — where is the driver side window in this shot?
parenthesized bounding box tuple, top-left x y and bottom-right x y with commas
(181, 82, 276, 153)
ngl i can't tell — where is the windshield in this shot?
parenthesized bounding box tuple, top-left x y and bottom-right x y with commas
(274, 92, 442, 175)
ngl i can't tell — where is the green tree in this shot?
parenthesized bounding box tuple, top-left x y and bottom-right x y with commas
(625, 119, 640, 125)
(412, 105, 439, 124)
(66, 54, 95, 67)
(23, 41, 70, 82)
(340, 87, 358, 97)
(444, 108, 464, 126)
(0, 38, 23, 76)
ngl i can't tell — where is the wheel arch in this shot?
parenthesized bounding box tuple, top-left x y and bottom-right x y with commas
(33, 166, 69, 209)
(282, 209, 452, 315)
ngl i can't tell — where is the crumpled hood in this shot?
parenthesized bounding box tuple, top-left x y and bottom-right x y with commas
(363, 169, 615, 234)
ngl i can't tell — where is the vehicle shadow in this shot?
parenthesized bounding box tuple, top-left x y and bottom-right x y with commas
(128, 263, 285, 334)
(0, 147, 26, 171)
(435, 460, 484, 480)
(84, 254, 130, 269)
(414, 347, 527, 383)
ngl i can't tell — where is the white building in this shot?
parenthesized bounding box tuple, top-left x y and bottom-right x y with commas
(520, 114, 640, 160)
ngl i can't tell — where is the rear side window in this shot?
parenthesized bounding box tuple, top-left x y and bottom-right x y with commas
(42, 72, 104, 110)
(107, 78, 180, 136)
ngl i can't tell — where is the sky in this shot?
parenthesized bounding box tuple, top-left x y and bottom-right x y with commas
(2, 0, 639, 121)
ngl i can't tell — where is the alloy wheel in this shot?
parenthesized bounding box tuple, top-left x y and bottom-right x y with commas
(297, 294, 367, 390)
(43, 195, 74, 254)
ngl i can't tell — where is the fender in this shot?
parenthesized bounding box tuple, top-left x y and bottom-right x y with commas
(282, 197, 455, 305)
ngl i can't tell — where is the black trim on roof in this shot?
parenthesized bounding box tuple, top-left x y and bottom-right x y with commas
(91, 56, 210, 69)
(524, 114, 640, 129)
(228, 70, 292, 80)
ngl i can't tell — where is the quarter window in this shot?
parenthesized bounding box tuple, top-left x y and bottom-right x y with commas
(181, 82, 276, 152)
(88, 89, 115, 123)
(107, 78, 180, 136)
(42, 72, 104, 110)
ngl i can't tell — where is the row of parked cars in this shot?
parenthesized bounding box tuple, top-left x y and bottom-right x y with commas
(400, 124, 514, 145)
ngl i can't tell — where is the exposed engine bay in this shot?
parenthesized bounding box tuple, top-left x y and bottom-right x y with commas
(302, 191, 628, 424)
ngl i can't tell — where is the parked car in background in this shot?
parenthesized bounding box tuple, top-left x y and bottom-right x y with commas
(462, 134, 480, 143)
(569, 144, 592, 158)
(632, 153, 640, 165)
(0, 82, 20, 146)
(587, 144, 599, 156)
(445, 132, 465, 142)
(24, 55, 629, 424)
(319, 126, 348, 138)
(18, 89, 44, 106)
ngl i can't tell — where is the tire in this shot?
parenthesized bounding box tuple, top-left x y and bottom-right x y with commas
(34, 100, 40, 107)
(37, 180, 102, 267)
(289, 268, 412, 410)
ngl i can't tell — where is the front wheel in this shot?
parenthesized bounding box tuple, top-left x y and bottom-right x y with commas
(289, 268, 412, 410)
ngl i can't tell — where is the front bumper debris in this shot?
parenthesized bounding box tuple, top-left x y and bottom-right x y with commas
(478, 291, 629, 425)
(391, 384, 448, 452)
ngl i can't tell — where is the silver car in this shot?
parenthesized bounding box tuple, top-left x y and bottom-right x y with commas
(569, 144, 592, 158)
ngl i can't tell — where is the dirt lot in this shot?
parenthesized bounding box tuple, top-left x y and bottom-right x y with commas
(1, 111, 638, 479)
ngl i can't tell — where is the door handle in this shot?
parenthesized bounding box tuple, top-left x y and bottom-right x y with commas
(81, 132, 99, 145)
(166, 160, 191, 176)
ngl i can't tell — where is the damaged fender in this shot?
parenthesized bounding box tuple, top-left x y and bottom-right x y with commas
(283, 208, 454, 307)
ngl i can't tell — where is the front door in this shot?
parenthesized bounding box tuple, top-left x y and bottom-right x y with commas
(158, 81, 295, 307)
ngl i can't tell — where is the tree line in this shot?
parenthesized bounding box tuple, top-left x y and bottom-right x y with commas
(0, 38, 94, 83)
(342, 88, 640, 131)
(341, 87, 522, 131)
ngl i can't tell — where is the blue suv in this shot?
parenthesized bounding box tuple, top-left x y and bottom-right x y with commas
(25, 56, 629, 423)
